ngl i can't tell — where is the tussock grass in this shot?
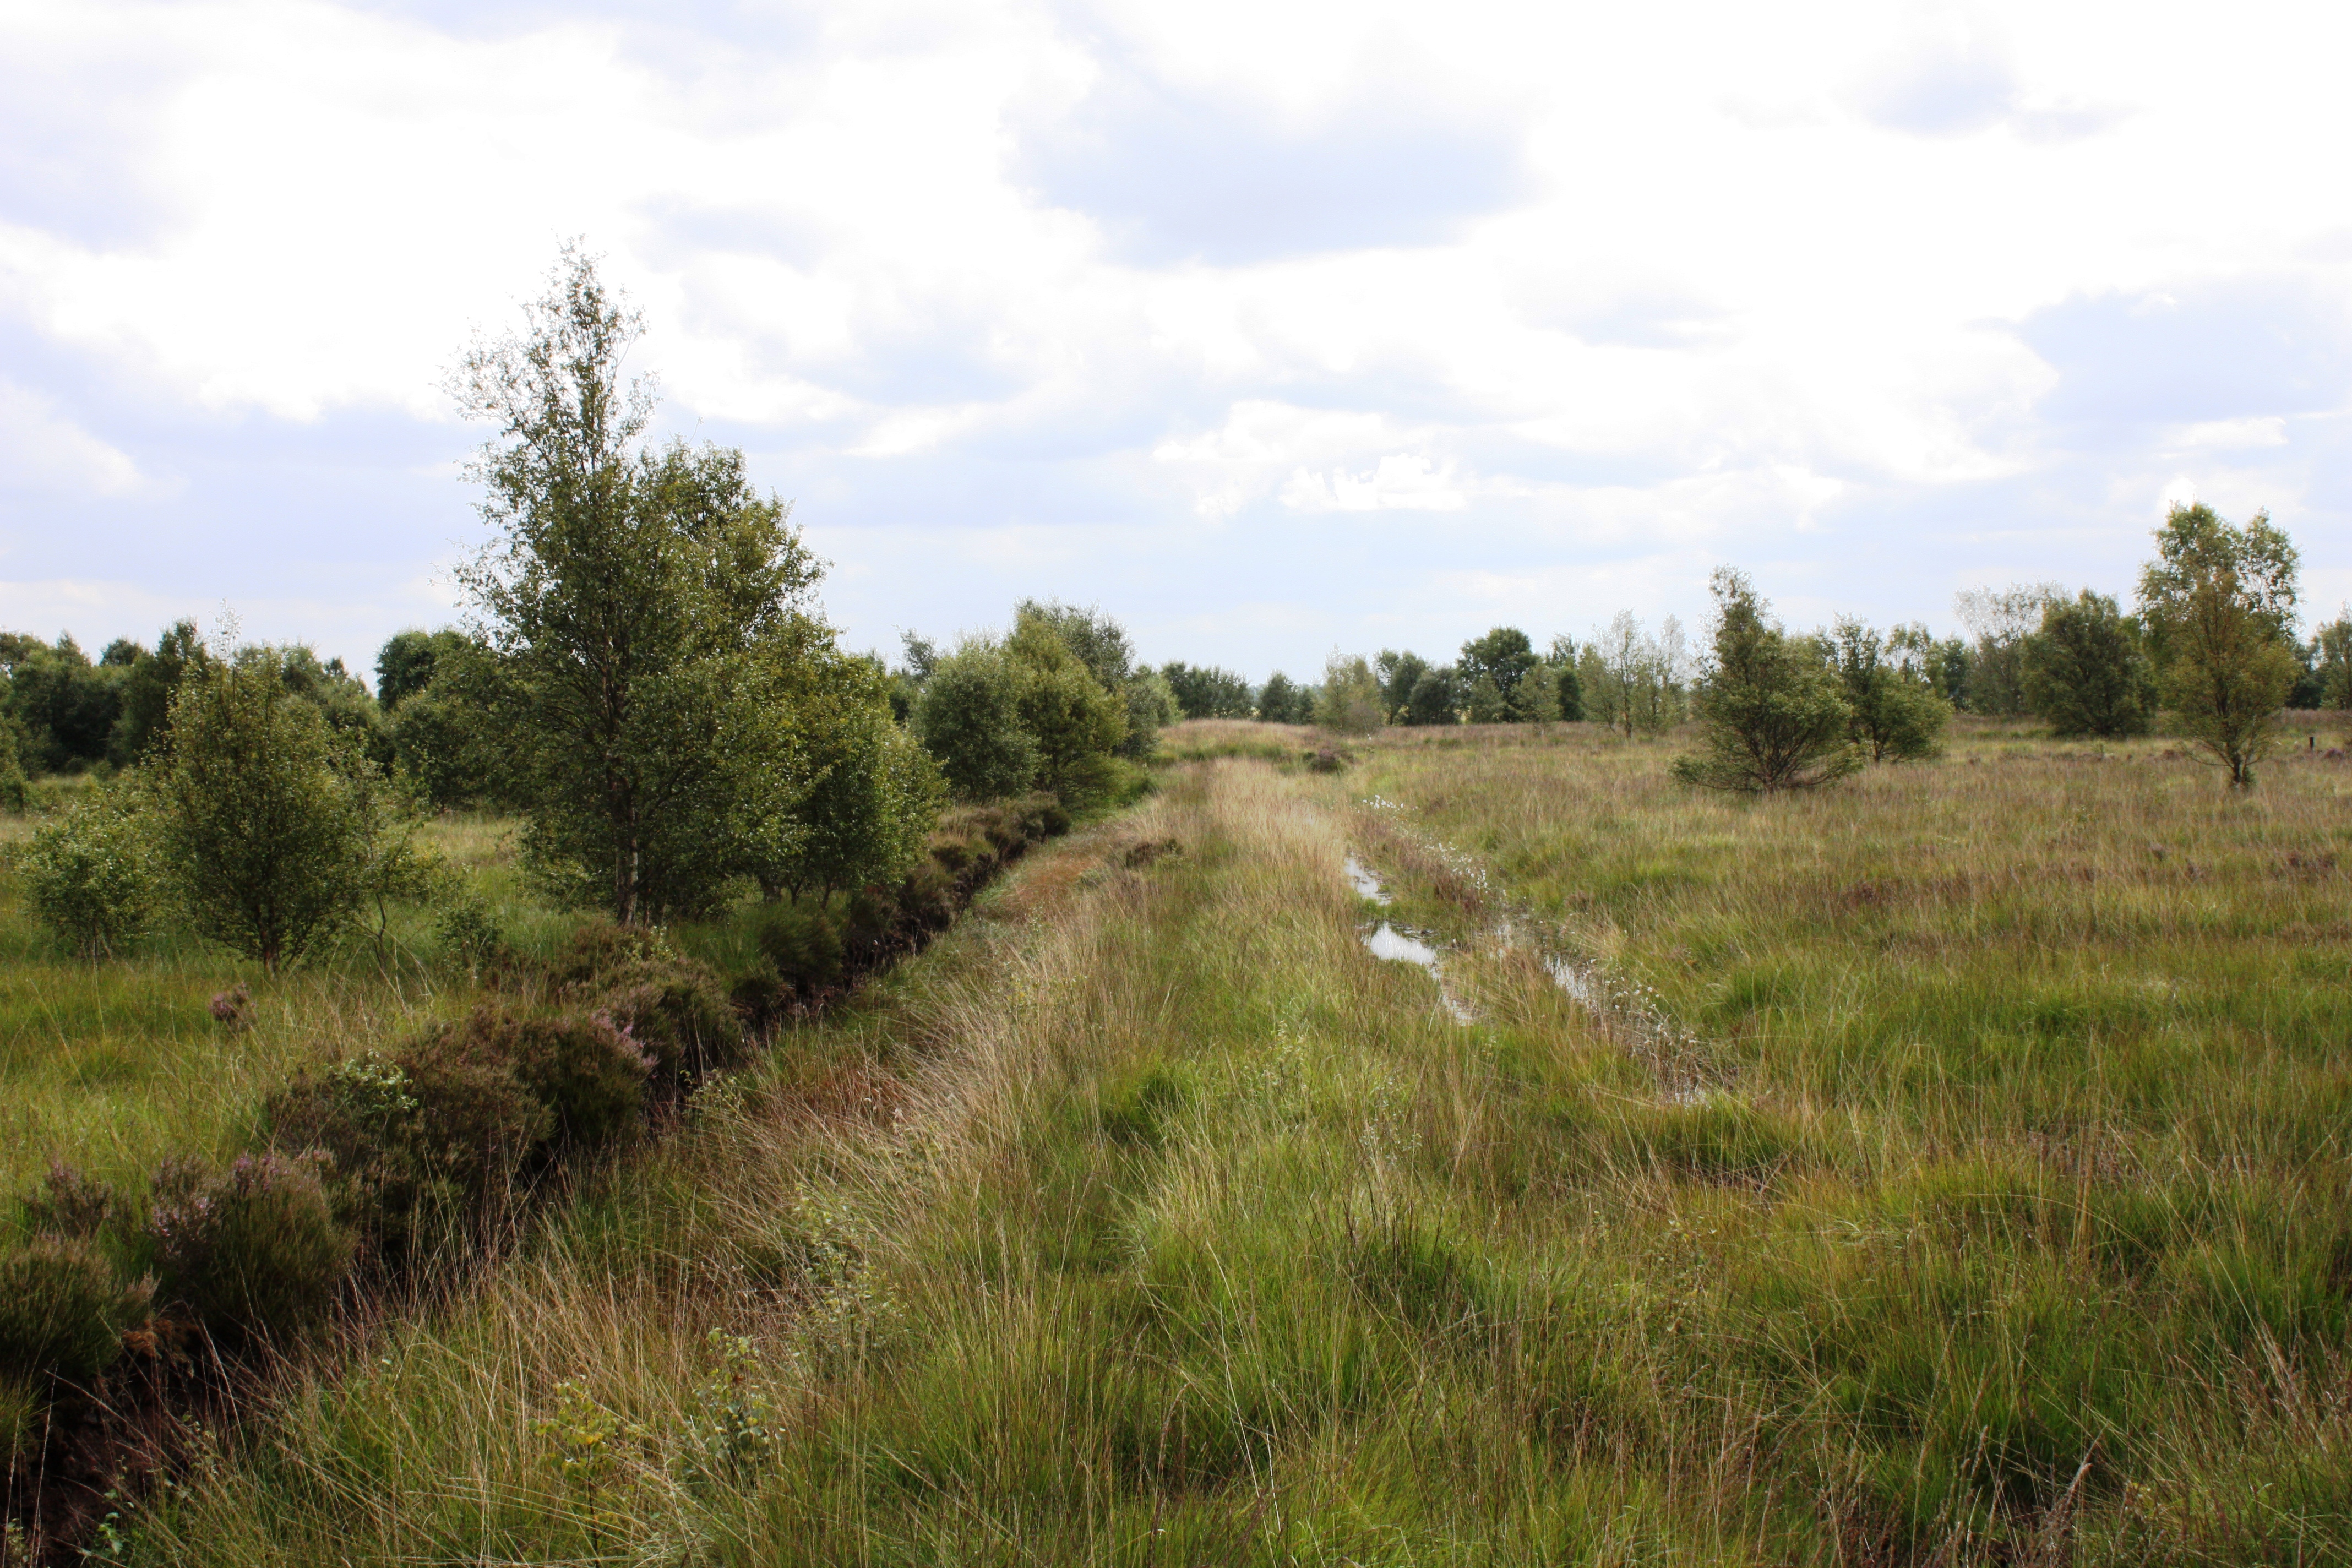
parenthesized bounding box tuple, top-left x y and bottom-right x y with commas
(97, 731, 2352, 1563)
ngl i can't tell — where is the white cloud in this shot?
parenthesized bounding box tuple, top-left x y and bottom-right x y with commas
(1, 0, 2350, 672)
(1282, 454, 1468, 513)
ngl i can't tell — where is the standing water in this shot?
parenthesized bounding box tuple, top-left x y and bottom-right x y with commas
(1346, 855, 1475, 1025)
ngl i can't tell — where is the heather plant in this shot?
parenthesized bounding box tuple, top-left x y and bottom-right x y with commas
(19, 785, 155, 957)
(147, 1151, 353, 1343)
(0, 1235, 149, 1386)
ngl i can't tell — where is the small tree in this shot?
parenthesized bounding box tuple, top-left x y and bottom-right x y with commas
(1953, 582, 2067, 715)
(2136, 503, 2300, 787)
(914, 640, 1037, 801)
(1673, 569, 1860, 794)
(22, 787, 154, 957)
(1159, 662, 1254, 720)
(1404, 667, 1461, 726)
(1256, 672, 1309, 724)
(2310, 608, 2352, 710)
(1545, 635, 1585, 722)
(1315, 653, 1385, 732)
(1829, 618, 1951, 761)
(146, 648, 409, 972)
(2019, 591, 2154, 737)
(1458, 628, 1538, 720)
(1009, 612, 1125, 797)
(1462, 673, 1507, 723)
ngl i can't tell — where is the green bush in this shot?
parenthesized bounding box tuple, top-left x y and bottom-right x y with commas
(507, 1012, 653, 1150)
(752, 902, 845, 998)
(0, 1235, 149, 1385)
(551, 927, 744, 1083)
(148, 1153, 352, 1343)
(19, 788, 154, 957)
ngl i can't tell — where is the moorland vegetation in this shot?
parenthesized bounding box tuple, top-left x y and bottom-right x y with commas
(0, 246, 2348, 1564)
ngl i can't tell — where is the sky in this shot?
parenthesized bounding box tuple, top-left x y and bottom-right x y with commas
(4, 0, 2350, 687)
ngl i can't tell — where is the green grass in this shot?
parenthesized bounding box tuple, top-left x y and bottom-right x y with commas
(42, 723, 2352, 1564)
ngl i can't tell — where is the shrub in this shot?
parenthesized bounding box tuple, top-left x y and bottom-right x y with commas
(1673, 568, 1861, 794)
(0, 1235, 149, 1385)
(913, 641, 1037, 801)
(558, 942, 744, 1084)
(19, 788, 154, 957)
(145, 647, 421, 971)
(20, 1161, 121, 1240)
(436, 890, 508, 973)
(148, 1153, 353, 1343)
(2021, 590, 2155, 738)
(503, 1011, 652, 1149)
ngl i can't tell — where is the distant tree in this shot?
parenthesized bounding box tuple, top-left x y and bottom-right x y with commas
(1672, 569, 1860, 794)
(1256, 672, 1310, 724)
(2019, 591, 2154, 738)
(1462, 673, 1506, 723)
(1954, 583, 2066, 716)
(1374, 650, 1429, 723)
(2, 634, 125, 772)
(452, 248, 822, 921)
(1404, 667, 1461, 726)
(2137, 503, 2301, 787)
(375, 628, 473, 711)
(1014, 599, 1133, 690)
(108, 621, 207, 766)
(2313, 608, 2352, 709)
(1587, 613, 1680, 736)
(914, 639, 1037, 801)
(1545, 635, 1585, 722)
(1008, 611, 1126, 797)
(1458, 628, 1538, 720)
(1160, 662, 1255, 720)
(1316, 653, 1385, 732)
(145, 648, 423, 972)
(1828, 618, 1951, 761)
(1516, 661, 1562, 723)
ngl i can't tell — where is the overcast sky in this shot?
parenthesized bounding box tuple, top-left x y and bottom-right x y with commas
(4, 0, 2349, 685)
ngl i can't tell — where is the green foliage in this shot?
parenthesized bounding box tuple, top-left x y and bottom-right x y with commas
(1457, 627, 1538, 717)
(107, 619, 206, 765)
(1255, 671, 1312, 723)
(2019, 590, 2154, 737)
(548, 923, 745, 1084)
(148, 1152, 353, 1343)
(144, 646, 419, 972)
(1118, 668, 1179, 758)
(1373, 650, 1428, 722)
(1953, 582, 2066, 715)
(1158, 662, 1254, 720)
(20, 785, 155, 957)
(1828, 617, 1951, 761)
(2137, 502, 2302, 786)
(0, 632, 124, 773)
(373, 628, 472, 711)
(1584, 612, 1687, 736)
(913, 640, 1037, 802)
(1544, 634, 1585, 721)
(454, 249, 826, 922)
(1008, 611, 1125, 799)
(1462, 671, 1506, 723)
(0, 1235, 148, 1385)
(2315, 608, 2352, 709)
(1403, 666, 1461, 725)
(1673, 567, 1861, 793)
(1313, 652, 1384, 732)
(752, 652, 942, 898)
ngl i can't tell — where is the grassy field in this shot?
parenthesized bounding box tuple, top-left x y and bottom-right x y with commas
(20, 718, 2352, 1564)
(0, 813, 570, 1210)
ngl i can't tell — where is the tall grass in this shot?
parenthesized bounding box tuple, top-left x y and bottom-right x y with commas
(101, 731, 2352, 1564)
